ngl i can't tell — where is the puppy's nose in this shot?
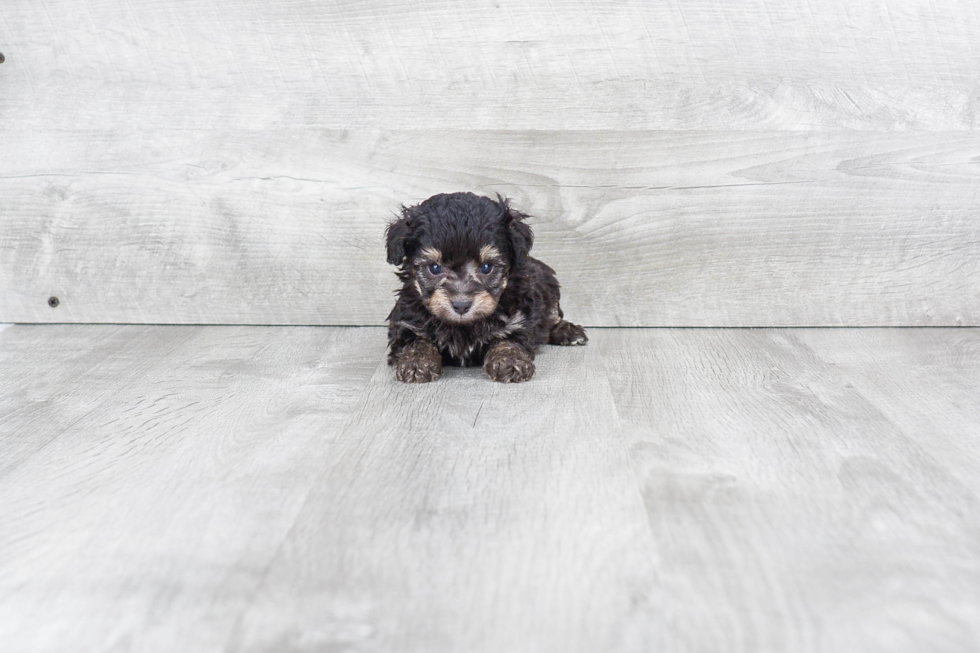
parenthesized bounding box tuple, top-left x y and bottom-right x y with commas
(451, 298, 473, 315)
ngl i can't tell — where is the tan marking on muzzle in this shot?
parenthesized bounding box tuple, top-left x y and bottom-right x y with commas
(470, 291, 497, 319)
(427, 288, 456, 323)
(427, 289, 498, 324)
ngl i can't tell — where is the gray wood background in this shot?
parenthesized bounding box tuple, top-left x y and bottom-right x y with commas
(1, 0, 978, 326)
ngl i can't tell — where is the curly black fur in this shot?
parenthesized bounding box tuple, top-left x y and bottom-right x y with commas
(385, 192, 587, 383)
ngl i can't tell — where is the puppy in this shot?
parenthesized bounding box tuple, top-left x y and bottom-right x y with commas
(385, 192, 587, 383)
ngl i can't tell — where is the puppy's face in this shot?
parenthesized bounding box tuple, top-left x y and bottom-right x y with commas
(413, 244, 508, 325)
(386, 192, 534, 326)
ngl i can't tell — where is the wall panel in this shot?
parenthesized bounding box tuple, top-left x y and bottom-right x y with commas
(1, 1, 978, 325)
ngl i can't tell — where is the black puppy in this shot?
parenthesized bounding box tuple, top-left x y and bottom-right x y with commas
(385, 192, 587, 383)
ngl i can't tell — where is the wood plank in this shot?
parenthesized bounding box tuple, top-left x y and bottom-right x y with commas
(598, 328, 980, 652)
(1, 0, 979, 131)
(2, 130, 978, 326)
(0, 324, 194, 477)
(0, 325, 385, 652)
(3, 325, 980, 651)
(799, 328, 980, 492)
(230, 332, 661, 653)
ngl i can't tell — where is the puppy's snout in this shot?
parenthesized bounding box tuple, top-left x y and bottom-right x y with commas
(451, 298, 473, 315)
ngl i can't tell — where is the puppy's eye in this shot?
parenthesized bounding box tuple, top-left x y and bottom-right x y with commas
(479, 263, 493, 274)
(428, 263, 443, 275)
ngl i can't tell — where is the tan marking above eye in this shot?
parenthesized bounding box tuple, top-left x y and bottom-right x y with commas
(479, 245, 502, 262)
(420, 247, 443, 264)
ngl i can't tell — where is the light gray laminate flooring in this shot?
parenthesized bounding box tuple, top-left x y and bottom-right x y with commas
(1, 325, 979, 652)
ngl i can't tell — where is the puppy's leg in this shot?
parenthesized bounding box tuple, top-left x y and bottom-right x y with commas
(484, 340, 535, 383)
(549, 320, 588, 346)
(546, 301, 587, 346)
(396, 339, 442, 383)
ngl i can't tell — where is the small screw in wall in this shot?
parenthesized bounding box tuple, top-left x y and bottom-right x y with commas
(0, 53, 5, 64)
(48, 296, 60, 308)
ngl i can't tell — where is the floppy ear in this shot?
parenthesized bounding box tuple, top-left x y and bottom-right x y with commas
(385, 212, 415, 266)
(500, 196, 534, 269)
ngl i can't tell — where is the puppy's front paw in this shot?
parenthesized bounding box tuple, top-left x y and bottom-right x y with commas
(549, 320, 588, 346)
(396, 341, 442, 383)
(484, 341, 535, 383)
(397, 358, 441, 383)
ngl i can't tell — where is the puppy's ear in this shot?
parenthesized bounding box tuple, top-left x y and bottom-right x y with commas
(499, 195, 534, 269)
(385, 211, 415, 266)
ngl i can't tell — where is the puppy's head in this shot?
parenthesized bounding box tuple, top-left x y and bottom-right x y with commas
(386, 192, 533, 325)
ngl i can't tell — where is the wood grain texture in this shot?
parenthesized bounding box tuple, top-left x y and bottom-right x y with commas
(2, 325, 980, 652)
(800, 329, 980, 492)
(1, 0, 979, 131)
(228, 329, 662, 653)
(598, 328, 980, 652)
(2, 130, 978, 326)
(2, 0, 980, 327)
(0, 325, 383, 652)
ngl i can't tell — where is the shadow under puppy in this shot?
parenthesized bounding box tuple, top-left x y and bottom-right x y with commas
(386, 192, 587, 383)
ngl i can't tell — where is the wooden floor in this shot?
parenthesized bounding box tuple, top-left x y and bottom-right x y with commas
(1, 325, 979, 653)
